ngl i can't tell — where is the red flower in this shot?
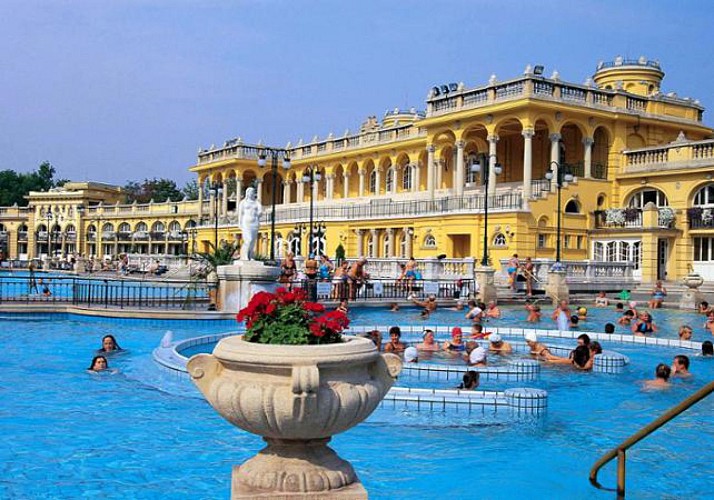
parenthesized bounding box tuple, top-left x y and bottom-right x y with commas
(304, 302, 325, 313)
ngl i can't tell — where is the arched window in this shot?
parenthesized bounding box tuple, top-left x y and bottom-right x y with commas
(64, 224, 76, 235)
(185, 220, 197, 229)
(135, 222, 148, 232)
(102, 223, 115, 233)
(466, 154, 481, 184)
(564, 200, 581, 214)
(382, 233, 390, 257)
(0, 223, 6, 233)
(118, 222, 131, 233)
(168, 221, 181, 232)
(86, 224, 96, 233)
(399, 232, 408, 258)
(288, 232, 301, 257)
(366, 233, 376, 257)
(151, 221, 165, 232)
(627, 188, 668, 208)
(385, 167, 394, 193)
(402, 165, 413, 191)
(493, 233, 507, 247)
(423, 234, 436, 249)
(369, 170, 377, 194)
(693, 184, 714, 207)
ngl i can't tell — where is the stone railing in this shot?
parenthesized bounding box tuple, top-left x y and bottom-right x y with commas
(498, 258, 638, 291)
(624, 138, 714, 173)
(343, 257, 476, 280)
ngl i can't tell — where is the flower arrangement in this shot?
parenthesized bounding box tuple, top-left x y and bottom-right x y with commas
(605, 208, 625, 225)
(237, 287, 349, 345)
(658, 207, 676, 226)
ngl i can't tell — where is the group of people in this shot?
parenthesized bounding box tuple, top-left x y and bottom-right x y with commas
(505, 254, 536, 296)
(87, 334, 123, 373)
(279, 253, 370, 300)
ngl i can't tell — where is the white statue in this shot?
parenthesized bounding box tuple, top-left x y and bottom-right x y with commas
(238, 187, 262, 260)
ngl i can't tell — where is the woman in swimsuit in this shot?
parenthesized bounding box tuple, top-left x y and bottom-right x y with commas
(632, 311, 657, 335)
(280, 252, 297, 285)
(442, 327, 465, 351)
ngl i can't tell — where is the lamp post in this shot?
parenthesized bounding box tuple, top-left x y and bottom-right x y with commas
(545, 162, 574, 264)
(258, 147, 291, 261)
(302, 166, 322, 256)
(470, 156, 502, 266)
(208, 182, 223, 250)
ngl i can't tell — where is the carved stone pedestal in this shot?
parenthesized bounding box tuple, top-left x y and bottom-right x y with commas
(545, 268, 569, 305)
(216, 260, 281, 312)
(474, 266, 498, 304)
(680, 273, 704, 310)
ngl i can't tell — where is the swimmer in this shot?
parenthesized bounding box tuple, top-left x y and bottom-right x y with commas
(416, 329, 440, 351)
(457, 370, 480, 390)
(411, 294, 438, 312)
(470, 323, 487, 340)
(604, 323, 616, 334)
(389, 302, 400, 312)
(704, 311, 714, 335)
(577, 334, 591, 347)
(404, 346, 419, 363)
(698, 301, 712, 315)
(367, 330, 382, 351)
(643, 363, 672, 390)
(702, 341, 713, 356)
(488, 333, 513, 355)
(551, 299, 571, 329)
(577, 306, 588, 321)
(97, 334, 122, 354)
(384, 326, 407, 353)
(570, 315, 580, 329)
(678, 325, 693, 341)
(671, 355, 692, 378)
(451, 300, 465, 311)
(632, 311, 657, 336)
(443, 327, 465, 351)
(525, 301, 541, 323)
(464, 342, 487, 367)
(618, 310, 635, 326)
(484, 301, 501, 319)
(464, 300, 483, 323)
(524, 331, 558, 361)
(87, 355, 109, 372)
(336, 299, 349, 314)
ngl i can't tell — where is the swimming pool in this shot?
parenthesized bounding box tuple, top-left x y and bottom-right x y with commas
(1, 306, 713, 499)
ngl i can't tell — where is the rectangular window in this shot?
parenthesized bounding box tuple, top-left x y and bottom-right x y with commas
(577, 235, 583, 249)
(537, 234, 546, 248)
(564, 235, 570, 249)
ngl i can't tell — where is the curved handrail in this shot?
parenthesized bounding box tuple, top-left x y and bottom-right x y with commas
(589, 380, 714, 497)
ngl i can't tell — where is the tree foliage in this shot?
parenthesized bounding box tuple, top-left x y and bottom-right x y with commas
(181, 180, 199, 200)
(0, 162, 63, 206)
(123, 178, 184, 203)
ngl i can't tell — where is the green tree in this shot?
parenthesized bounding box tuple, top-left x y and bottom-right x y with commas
(182, 180, 199, 200)
(0, 161, 63, 206)
(123, 178, 184, 203)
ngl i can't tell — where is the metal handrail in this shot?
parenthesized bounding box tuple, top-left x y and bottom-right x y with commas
(589, 380, 714, 498)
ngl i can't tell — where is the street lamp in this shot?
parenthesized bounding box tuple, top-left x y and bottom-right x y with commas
(258, 147, 291, 261)
(45, 209, 64, 265)
(545, 162, 574, 264)
(470, 156, 502, 266)
(302, 166, 322, 256)
(208, 182, 223, 250)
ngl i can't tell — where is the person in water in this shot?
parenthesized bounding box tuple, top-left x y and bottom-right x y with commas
(384, 326, 407, 353)
(458, 370, 480, 390)
(464, 342, 488, 367)
(643, 363, 672, 390)
(632, 311, 657, 336)
(671, 355, 692, 378)
(678, 325, 693, 341)
(488, 333, 513, 355)
(403, 347, 419, 363)
(525, 301, 541, 322)
(442, 327, 465, 351)
(416, 329, 440, 351)
(88, 355, 109, 372)
(551, 299, 571, 330)
(702, 341, 714, 357)
(97, 334, 122, 354)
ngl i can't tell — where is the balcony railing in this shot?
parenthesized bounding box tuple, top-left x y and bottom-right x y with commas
(594, 208, 675, 229)
(688, 208, 714, 229)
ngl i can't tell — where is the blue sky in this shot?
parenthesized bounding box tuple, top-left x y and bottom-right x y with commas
(1, 0, 713, 186)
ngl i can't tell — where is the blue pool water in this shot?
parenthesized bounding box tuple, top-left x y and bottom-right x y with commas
(1, 306, 713, 499)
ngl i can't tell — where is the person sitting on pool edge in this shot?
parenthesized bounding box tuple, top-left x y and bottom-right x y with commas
(488, 333, 513, 355)
(457, 370, 480, 390)
(416, 329, 440, 351)
(671, 355, 692, 378)
(648, 280, 667, 309)
(464, 342, 487, 367)
(384, 326, 407, 353)
(87, 355, 109, 373)
(594, 291, 609, 308)
(643, 363, 672, 390)
(97, 334, 123, 354)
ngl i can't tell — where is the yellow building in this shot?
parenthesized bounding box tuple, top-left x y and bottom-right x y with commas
(2, 56, 714, 283)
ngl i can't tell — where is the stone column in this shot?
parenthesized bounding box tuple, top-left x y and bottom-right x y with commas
(385, 228, 394, 257)
(404, 228, 413, 257)
(358, 170, 365, 197)
(412, 164, 419, 193)
(221, 181, 228, 216)
(488, 135, 499, 194)
(583, 137, 594, 179)
(312, 176, 319, 201)
(374, 168, 381, 195)
(197, 178, 204, 217)
(427, 145, 436, 197)
(343, 173, 350, 199)
(455, 140, 465, 196)
(545, 268, 570, 306)
(474, 267, 498, 304)
(209, 191, 216, 220)
(355, 229, 364, 257)
(297, 179, 305, 203)
(391, 167, 398, 194)
(549, 133, 562, 192)
(256, 179, 263, 203)
(522, 129, 534, 202)
(283, 180, 291, 205)
(235, 176, 243, 205)
(326, 174, 334, 200)
(369, 229, 378, 257)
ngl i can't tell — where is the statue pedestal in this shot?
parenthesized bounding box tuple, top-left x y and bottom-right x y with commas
(680, 273, 705, 310)
(217, 260, 281, 312)
(545, 269, 569, 305)
(474, 267, 498, 304)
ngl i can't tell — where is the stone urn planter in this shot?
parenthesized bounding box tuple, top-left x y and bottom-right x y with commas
(187, 335, 402, 499)
(680, 272, 705, 310)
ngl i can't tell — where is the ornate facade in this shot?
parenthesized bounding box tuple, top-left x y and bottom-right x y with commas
(2, 57, 714, 283)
